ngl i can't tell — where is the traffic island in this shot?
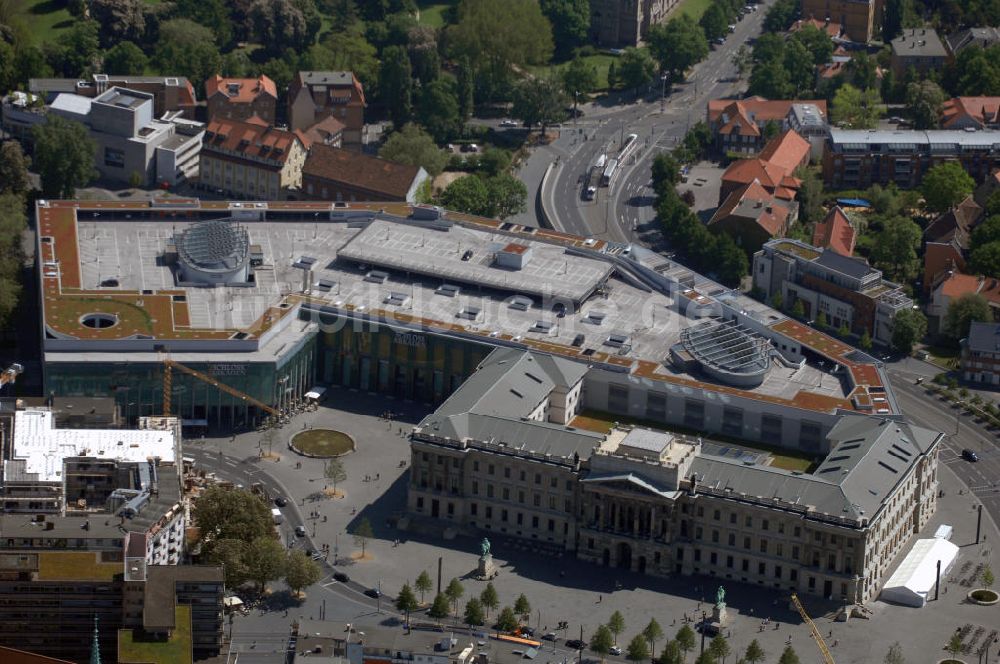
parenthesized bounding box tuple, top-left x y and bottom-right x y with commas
(289, 428, 356, 457)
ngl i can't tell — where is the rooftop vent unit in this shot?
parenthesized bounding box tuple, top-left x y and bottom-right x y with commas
(531, 320, 555, 334)
(508, 295, 533, 311)
(383, 291, 410, 306)
(293, 255, 318, 270)
(364, 270, 389, 284)
(588, 311, 607, 325)
(604, 333, 630, 348)
(435, 283, 461, 297)
(496, 243, 532, 270)
(457, 305, 482, 321)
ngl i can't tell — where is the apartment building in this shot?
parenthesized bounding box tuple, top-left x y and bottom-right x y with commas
(589, 0, 676, 46)
(946, 27, 1000, 56)
(800, 0, 878, 42)
(927, 272, 1000, 334)
(288, 71, 366, 145)
(822, 129, 1000, 189)
(408, 349, 943, 604)
(302, 144, 429, 203)
(205, 74, 278, 124)
(198, 117, 307, 199)
(30, 73, 197, 118)
(707, 97, 828, 156)
(961, 321, 1000, 385)
(890, 29, 949, 78)
(753, 238, 912, 345)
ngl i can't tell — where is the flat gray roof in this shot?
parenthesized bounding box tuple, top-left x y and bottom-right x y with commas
(830, 128, 1000, 147)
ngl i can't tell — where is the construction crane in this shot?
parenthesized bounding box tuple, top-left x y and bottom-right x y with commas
(161, 358, 279, 420)
(0, 364, 23, 390)
(790, 594, 835, 664)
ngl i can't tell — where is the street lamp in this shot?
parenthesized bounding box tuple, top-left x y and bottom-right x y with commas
(660, 74, 669, 113)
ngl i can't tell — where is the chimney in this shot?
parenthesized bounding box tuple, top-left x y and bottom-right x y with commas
(689, 473, 699, 496)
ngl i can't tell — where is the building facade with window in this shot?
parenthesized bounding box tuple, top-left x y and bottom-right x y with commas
(198, 117, 306, 199)
(960, 321, 1000, 385)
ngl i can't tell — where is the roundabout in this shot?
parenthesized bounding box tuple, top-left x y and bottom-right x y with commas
(289, 428, 356, 457)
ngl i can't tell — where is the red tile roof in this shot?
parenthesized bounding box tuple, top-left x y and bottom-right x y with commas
(790, 18, 843, 38)
(924, 195, 982, 247)
(721, 131, 808, 200)
(923, 241, 967, 294)
(205, 75, 277, 104)
(935, 272, 1000, 304)
(202, 118, 301, 165)
(297, 115, 346, 149)
(707, 96, 828, 127)
(710, 179, 791, 236)
(812, 206, 856, 256)
(302, 144, 422, 200)
(758, 129, 811, 174)
(941, 97, 1000, 129)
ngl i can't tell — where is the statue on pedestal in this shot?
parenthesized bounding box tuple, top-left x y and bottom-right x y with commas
(477, 537, 496, 579)
(480, 538, 491, 558)
(716, 586, 726, 609)
(712, 586, 729, 626)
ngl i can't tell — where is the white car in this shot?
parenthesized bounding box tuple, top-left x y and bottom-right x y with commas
(728, 24, 737, 32)
(609, 646, 622, 656)
(500, 119, 518, 127)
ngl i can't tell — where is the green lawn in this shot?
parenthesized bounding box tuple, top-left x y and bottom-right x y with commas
(15, 0, 75, 45)
(416, 0, 457, 28)
(676, 0, 715, 20)
(527, 53, 618, 91)
(291, 428, 355, 456)
(119, 605, 193, 664)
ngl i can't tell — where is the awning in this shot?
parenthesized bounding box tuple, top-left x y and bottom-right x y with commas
(880, 538, 959, 607)
(305, 386, 327, 400)
(223, 596, 244, 608)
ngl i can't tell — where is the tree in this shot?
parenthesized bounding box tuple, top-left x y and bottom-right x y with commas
(882, 0, 906, 41)
(832, 83, 882, 129)
(480, 582, 499, 618)
(395, 583, 419, 624)
(699, 2, 728, 40)
(246, 537, 287, 593)
(921, 161, 975, 214)
(590, 625, 614, 663)
(456, 56, 475, 121)
(838, 323, 850, 338)
(982, 565, 995, 589)
(320, 32, 379, 95)
(744, 639, 765, 664)
(379, 124, 448, 176)
(694, 653, 714, 664)
(652, 152, 681, 187)
(353, 517, 374, 556)
(763, 0, 797, 31)
(791, 299, 806, 319)
(441, 175, 491, 216)
(429, 593, 451, 621)
(87, 0, 146, 48)
(659, 640, 683, 664)
(790, 25, 834, 71)
(381, 45, 414, 128)
(0, 141, 30, 195)
(816, 311, 828, 329)
(859, 329, 873, 351)
(408, 25, 440, 84)
(446, 0, 554, 102)
(464, 597, 485, 627)
(970, 241, 1000, 278)
(946, 633, 963, 658)
(445, 577, 465, 616)
(512, 76, 568, 132)
(891, 308, 927, 355)
(249, 0, 319, 54)
(607, 611, 626, 645)
(496, 606, 519, 633)
(204, 538, 250, 588)
(945, 293, 991, 341)
(674, 626, 695, 660)
(479, 148, 512, 177)
(0, 194, 26, 332)
(777, 646, 800, 664)
(648, 15, 708, 79)
(418, 77, 462, 142)
(711, 234, 749, 287)
(607, 61, 618, 90)
(708, 635, 731, 664)
(191, 485, 274, 551)
(174, 0, 232, 45)
(883, 642, 905, 664)
(783, 39, 815, 96)
(485, 174, 527, 219)
(619, 47, 656, 93)
(155, 19, 221, 94)
(642, 618, 664, 659)
(285, 549, 322, 596)
(626, 635, 651, 664)
(51, 20, 100, 77)
(748, 59, 794, 99)
(563, 56, 599, 106)
(415, 570, 433, 603)
(103, 40, 148, 75)
(731, 45, 751, 81)
(905, 80, 945, 129)
(540, 0, 589, 58)
(870, 216, 921, 282)
(325, 458, 347, 494)
(513, 593, 531, 621)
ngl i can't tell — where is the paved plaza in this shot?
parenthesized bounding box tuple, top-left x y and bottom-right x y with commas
(195, 387, 1000, 663)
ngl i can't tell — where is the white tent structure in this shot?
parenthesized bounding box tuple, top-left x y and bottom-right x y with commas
(880, 537, 959, 607)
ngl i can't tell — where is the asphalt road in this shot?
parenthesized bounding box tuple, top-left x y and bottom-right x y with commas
(546, 5, 767, 243)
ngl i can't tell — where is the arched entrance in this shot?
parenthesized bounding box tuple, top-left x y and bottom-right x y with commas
(616, 542, 632, 570)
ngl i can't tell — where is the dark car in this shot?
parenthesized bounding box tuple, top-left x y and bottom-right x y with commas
(333, 572, 350, 583)
(962, 449, 980, 462)
(274, 496, 288, 507)
(364, 588, 382, 599)
(520, 627, 535, 637)
(566, 640, 585, 650)
(295, 525, 307, 537)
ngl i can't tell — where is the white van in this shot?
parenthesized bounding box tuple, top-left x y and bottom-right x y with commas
(271, 508, 283, 525)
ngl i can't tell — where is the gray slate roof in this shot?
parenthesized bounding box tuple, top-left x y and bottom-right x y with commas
(946, 27, 1000, 54)
(814, 249, 876, 280)
(891, 29, 948, 57)
(300, 71, 356, 86)
(966, 321, 1000, 353)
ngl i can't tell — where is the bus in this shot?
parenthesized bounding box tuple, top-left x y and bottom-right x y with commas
(601, 158, 619, 186)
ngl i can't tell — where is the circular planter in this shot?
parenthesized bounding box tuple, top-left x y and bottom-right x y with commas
(937, 659, 966, 664)
(967, 588, 1000, 605)
(289, 428, 356, 458)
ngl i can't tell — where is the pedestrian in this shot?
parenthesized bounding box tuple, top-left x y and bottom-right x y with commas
(376, 473, 380, 481)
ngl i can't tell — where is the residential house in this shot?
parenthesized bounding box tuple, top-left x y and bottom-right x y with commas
(822, 129, 1000, 189)
(301, 144, 429, 203)
(961, 321, 1000, 386)
(890, 29, 948, 78)
(30, 73, 197, 118)
(753, 238, 913, 344)
(719, 129, 811, 203)
(44, 87, 203, 186)
(975, 169, 1000, 206)
(940, 97, 1000, 130)
(923, 241, 967, 295)
(296, 115, 345, 148)
(205, 74, 278, 124)
(800, 0, 878, 43)
(288, 71, 366, 145)
(790, 18, 844, 39)
(927, 272, 1000, 334)
(708, 179, 797, 252)
(707, 96, 828, 155)
(945, 27, 1000, 57)
(812, 206, 857, 256)
(589, 0, 677, 46)
(924, 195, 982, 247)
(198, 117, 307, 199)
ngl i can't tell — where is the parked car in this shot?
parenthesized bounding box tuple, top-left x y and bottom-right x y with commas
(500, 119, 518, 127)
(962, 449, 980, 462)
(728, 23, 737, 32)
(333, 572, 350, 583)
(542, 633, 558, 641)
(584, 185, 597, 200)
(460, 143, 479, 153)
(609, 646, 622, 656)
(566, 640, 585, 650)
(364, 588, 382, 599)
(295, 525, 307, 537)
(274, 496, 288, 507)
(520, 627, 535, 637)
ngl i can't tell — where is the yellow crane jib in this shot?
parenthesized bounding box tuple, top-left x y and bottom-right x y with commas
(790, 593, 836, 664)
(160, 358, 280, 418)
